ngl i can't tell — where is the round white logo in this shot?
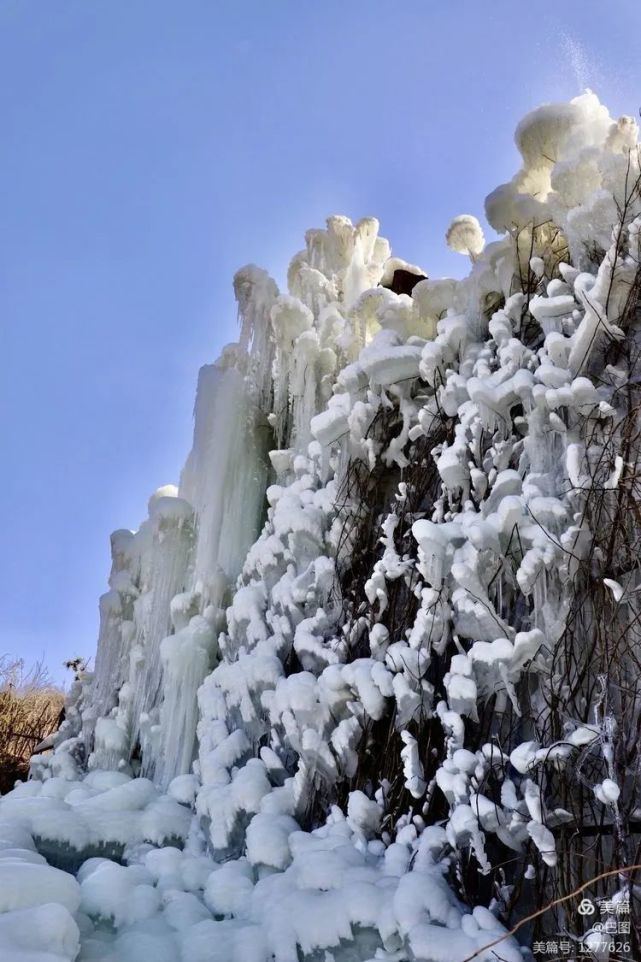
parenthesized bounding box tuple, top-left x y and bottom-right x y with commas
(578, 898, 595, 916)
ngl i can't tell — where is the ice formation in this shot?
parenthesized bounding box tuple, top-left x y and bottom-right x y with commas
(4, 91, 641, 960)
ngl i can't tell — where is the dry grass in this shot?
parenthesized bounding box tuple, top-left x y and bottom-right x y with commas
(0, 656, 64, 794)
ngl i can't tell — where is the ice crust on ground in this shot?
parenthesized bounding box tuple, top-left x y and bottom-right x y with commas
(2, 91, 640, 960)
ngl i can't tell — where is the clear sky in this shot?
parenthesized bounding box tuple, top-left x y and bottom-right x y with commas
(2, 0, 641, 684)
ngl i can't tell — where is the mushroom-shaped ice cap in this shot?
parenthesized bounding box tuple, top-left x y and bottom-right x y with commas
(446, 215, 485, 258)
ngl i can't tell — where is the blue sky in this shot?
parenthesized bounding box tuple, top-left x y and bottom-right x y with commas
(2, 0, 641, 684)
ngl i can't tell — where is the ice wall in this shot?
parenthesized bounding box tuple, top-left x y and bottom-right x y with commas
(69, 214, 392, 790)
(59, 91, 641, 825)
(15, 92, 641, 962)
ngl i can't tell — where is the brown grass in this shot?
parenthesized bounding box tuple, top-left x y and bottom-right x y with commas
(0, 656, 64, 794)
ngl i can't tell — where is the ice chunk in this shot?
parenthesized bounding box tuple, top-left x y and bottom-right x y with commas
(0, 903, 80, 961)
(0, 859, 80, 914)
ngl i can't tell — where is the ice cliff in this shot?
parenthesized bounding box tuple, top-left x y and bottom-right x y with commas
(3, 91, 641, 961)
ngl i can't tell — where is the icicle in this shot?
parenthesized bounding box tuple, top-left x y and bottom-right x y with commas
(156, 615, 217, 789)
(179, 363, 271, 606)
(128, 489, 194, 772)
